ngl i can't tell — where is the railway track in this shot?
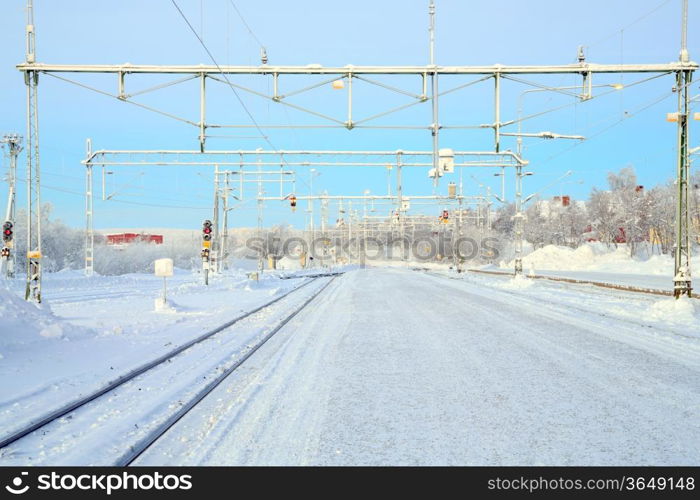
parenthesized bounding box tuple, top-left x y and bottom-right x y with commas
(464, 268, 697, 299)
(423, 270, 700, 346)
(0, 275, 337, 464)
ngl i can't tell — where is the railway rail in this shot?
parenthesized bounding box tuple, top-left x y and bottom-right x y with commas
(0, 274, 337, 463)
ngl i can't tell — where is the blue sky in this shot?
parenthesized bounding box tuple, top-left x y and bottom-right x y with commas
(0, 0, 698, 229)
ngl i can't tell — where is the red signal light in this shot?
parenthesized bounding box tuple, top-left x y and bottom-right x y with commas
(2, 222, 12, 242)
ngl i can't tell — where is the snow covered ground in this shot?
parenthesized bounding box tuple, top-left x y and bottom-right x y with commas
(0, 265, 319, 449)
(1, 264, 698, 465)
(493, 243, 678, 291)
(133, 268, 699, 465)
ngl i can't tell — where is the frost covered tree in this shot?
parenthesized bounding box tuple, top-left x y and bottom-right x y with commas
(11, 204, 84, 272)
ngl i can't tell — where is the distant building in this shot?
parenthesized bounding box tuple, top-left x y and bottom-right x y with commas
(535, 195, 585, 219)
(106, 233, 163, 246)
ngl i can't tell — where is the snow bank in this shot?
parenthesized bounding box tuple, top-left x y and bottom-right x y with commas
(0, 288, 94, 350)
(643, 297, 698, 326)
(276, 256, 303, 271)
(494, 274, 534, 290)
(501, 243, 673, 275)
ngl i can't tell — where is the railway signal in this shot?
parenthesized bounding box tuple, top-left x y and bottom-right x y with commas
(2, 221, 13, 242)
(441, 210, 449, 223)
(202, 219, 212, 241)
(201, 220, 212, 285)
(289, 194, 297, 212)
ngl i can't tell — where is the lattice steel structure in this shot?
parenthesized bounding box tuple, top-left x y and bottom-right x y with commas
(18, 1, 697, 296)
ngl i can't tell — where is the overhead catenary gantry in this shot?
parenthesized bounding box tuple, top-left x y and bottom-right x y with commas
(18, 0, 697, 297)
(82, 148, 524, 273)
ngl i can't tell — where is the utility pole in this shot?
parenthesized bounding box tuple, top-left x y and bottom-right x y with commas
(429, 0, 440, 188)
(221, 171, 230, 271)
(674, 0, 692, 297)
(85, 138, 94, 276)
(396, 151, 405, 258)
(347, 201, 353, 262)
(256, 155, 264, 272)
(1, 134, 22, 279)
(212, 164, 220, 274)
(24, 0, 42, 302)
(513, 136, 525, 276)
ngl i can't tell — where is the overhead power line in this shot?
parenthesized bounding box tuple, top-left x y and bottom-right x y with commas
(227, 0, 265, 49)
(170, 0, 279, 155)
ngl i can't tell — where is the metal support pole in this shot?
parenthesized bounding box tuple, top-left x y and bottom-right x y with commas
(431, 71, 440, 187)
(673, 0, 692, 297)
(1, 135, 22, 278)
(348, 201, 353, 261)
(257, 156, 264, 272)
(85, 139, 94, 276)
(500, 166, 505, 201)
(212, 164, 220, 274)
(85, 164, 94, 276)
(494, 72, 501, 152)
(221, 172, 229, 271)
(24, 0, 41, 302)
(199, 73, 206, 152)
(347, 73, 353, 129)
(674, 69, 692, 297)
(428, 1, 435, 65)
(396, 152, 404, 253)
(680, 0, 689, 63)
(454, 195, 463, 271)
(429, 0, 439, 187)
(486, 186, 492, 229)
(514, 164, 524, 276)
(309, 170, 316, 261)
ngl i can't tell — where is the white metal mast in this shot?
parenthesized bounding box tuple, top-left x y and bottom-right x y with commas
(1, 134, 22, 278)
(674, 0, 693, 297)
(24, 0, 42, 301)
(429, 1, 440, 188)
(85, 139, 94, 276)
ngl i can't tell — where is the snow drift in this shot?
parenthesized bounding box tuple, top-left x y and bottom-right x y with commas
(0, 288, 95, 350)
(501, 243, 673, 275)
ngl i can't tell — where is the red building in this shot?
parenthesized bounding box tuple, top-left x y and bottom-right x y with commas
(106, 233, 163, 246)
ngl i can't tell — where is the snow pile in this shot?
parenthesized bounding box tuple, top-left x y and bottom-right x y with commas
(501, 243, 673, 275)
(0, 288, 95, 349)
(495, 274, 534, 290)
(154, 297, 177, 313)
(643, 297, 698, 326)
(277, 256, 303, 270)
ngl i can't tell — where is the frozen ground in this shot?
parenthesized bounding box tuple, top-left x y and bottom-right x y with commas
(0, 266, 317, 443)
(1, 265, 698, 465)
(493, 243, 678, 291)
(136, 268, 699, 466)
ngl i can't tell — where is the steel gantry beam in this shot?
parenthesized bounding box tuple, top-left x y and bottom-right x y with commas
(82, 149, 526, 168)
(16, 62, 695, 75)
(81, 148, 522, 274)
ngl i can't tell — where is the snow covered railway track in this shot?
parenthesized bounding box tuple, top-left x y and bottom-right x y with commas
(466, 268, 696, 299)
(114, 276, 337, 466)
(0, 276, 334, 463)
(423, 271, 700, 364)
(48, 288, 155, 304)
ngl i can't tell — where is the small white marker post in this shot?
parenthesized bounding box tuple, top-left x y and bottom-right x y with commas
(154, 258, 174, 311)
